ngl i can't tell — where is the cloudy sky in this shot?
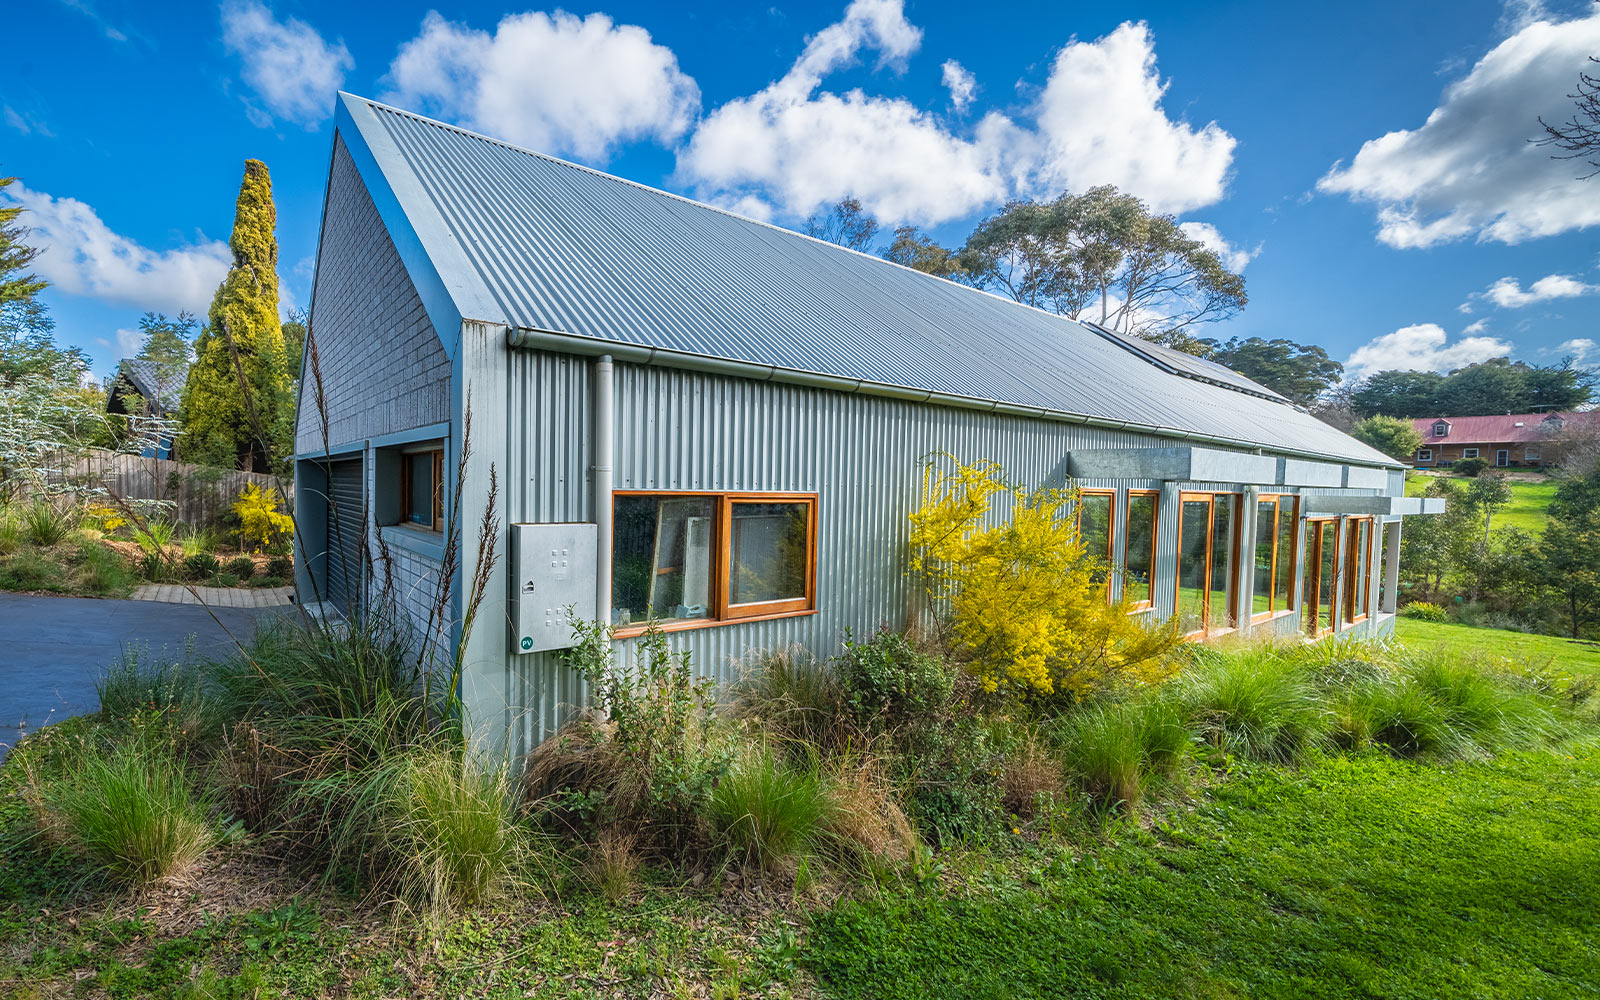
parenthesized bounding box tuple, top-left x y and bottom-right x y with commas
(5, 0, 1599, 379)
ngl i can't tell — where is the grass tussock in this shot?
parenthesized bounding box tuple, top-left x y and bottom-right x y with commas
(48, 739, 216, 882)
(1179, 647, 1333, 763)
(708, 744, 835, 874)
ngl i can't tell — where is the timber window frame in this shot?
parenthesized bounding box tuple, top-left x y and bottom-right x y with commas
(1462, 447, 1480, 459)
(1251, 494, 1299, 621)
(397, 443, 445, 533)
(611, 490, 818, 636)
(1076, 489, 1117, 597)
(1122, 490, 1160, 611)
(1344, 516, 1374, 625)
(1175, 491, 1242, 637)
(1417, 448, 1433, 462)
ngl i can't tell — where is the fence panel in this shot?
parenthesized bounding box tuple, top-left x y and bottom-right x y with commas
(38, 449, 292, 525)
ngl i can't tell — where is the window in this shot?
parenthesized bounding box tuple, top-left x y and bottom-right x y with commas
(1076, 490, 1115, 586)
(1303, 518, 1341, 636)
(1345, 518, 1373, 623)
(1252, 494, 1298, 618)
(611, 492, 816, 631)
(399, 446, 444, 531)
(1122, 491, 1159, 609)
(1525, 446, 1542, 462)
(1462, 447, 1480, 459)
(1432, 422, 1449, 437)
(1417, 448, 1433, 462)
(1176, 493, 1238, 635)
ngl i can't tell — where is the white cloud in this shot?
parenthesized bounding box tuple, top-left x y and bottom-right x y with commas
(1029, 22, 1235, 214)
(221, 0, 352, 128)
(1318, 10, 1600, 247)
(679, 6, 1235, 225)
(1552, 337, 1596, 361)
(0, 182, 230, 314)
(941, 59, 975, 110)
(384, 9, 699, 161)
(1177, 221, 1256, 272)
(1477, 273, 1599, 308)
(1497, 0, 1550, 35)
(114, 327, 145, 358)
(1345, 322, 1513, 378)
(1462, 318, 1490, 335)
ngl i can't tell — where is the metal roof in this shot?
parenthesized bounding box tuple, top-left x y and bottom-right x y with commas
(1414, 411, 1600, 445)
(336, 93, 1399, 469)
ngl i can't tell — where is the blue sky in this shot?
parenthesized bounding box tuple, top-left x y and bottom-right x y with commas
(5, 0, 1599, 383)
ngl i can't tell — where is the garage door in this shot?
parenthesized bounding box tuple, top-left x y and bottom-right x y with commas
(324, 457, 365, 617)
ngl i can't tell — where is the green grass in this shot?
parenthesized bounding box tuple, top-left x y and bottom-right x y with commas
(807, 746, 1600, 999)
(1396, 617, 1600, 677)
(1406, 471, 1558, 534)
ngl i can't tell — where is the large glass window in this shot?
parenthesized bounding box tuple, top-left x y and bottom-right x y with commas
(1252, 495, 1298, 617)
(1177, 493, 1238, 635)
(1077, 491, 1115, 586)
(1346, 517, 1373, 623)
(1123, 491, 1158, 608)
(1303, 518, 1341, 636)
(612, 492, 817, 632)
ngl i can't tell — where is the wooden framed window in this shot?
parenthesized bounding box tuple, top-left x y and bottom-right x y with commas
(1303, 517, 1342, 636)
(1417, 448, 1432, 462)
(611, 491, 817, 634)
(1251, 494, 1299, 620)
(399, 446, 445, 532)
(1462, 447, 1480, 459)
(1344, 517, 1374, 624)
(1122, 490, 1159, 610)
(1076, 489, 1116, 590)
(1176, 492, 1240, 636)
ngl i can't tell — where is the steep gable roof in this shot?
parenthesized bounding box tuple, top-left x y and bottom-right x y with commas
(331, 93, 1399, 469)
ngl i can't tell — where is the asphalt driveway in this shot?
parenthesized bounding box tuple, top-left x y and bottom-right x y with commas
(0, 593, 287, 759)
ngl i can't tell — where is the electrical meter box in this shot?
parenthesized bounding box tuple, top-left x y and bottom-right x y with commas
(509, 522, 597, 655)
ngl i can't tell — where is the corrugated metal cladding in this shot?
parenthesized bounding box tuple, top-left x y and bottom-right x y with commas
(349, 96, 1395, 469)
(501, 352, 1242, 745)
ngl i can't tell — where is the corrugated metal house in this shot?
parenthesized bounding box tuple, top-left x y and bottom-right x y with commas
(293, 93, 1441, 757)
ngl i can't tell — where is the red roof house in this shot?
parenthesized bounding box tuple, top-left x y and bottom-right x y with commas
(1410, 411, 1600, 468)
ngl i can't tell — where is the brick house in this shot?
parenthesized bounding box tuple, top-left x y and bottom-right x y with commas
(1410, 411, 1600, 469)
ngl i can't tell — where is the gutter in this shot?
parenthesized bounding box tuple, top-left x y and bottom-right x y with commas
(504, 325, 1405, 472)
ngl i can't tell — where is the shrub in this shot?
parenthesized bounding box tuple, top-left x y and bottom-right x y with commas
(76, 539, 135, 595)
(234, 483, 294, 554)
(709, 745, 834, 873)
(0, 549, 63, 592)
(23, 498, 75, 546)
(907, 456, 1181, 699)
(1453, 457, 1488, 477)
(48, 740, 215, 882)
(819, 755, 917, 867)
(1060, 697, 1193, 811)
(732, 645, 846, 749)
(84, 503, 127, 533)
(1180, 649, 1330, 763)
(1400, 601, 1449, 623)
(266, 555, 293, 578)
(216, 572, 241, 588)
(253, 574, 287, 588)
(182, 552, 220, 581)
(834, 628, 954, 726)
(0, 510, 20, 555)
(226, 556, 256, 580)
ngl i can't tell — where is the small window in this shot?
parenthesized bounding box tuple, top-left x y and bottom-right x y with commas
(1525, 446, 1542, 461)
(1417, 448, 1433, 462)
(400, 447, 444, 531)
(612, 492, 816, 632)
(1432, 422, 1449, 437)
(1122, 491, 1159, 609)
(1462, 447, 1480, 459)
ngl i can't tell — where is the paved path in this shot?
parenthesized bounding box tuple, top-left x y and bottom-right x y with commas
(132, 583, 294, 608)
(0, 593, 288, 760)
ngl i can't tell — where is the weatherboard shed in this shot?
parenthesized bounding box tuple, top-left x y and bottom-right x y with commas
(293, 93, 1439, 758)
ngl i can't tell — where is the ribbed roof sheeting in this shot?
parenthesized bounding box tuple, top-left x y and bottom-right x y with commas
(346, 95, 1398, 468)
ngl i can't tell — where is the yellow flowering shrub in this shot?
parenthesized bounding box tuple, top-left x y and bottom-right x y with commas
(233, 483, 294, 553)
(85, 504, 126, 533)
(908, 456, 1180, 700)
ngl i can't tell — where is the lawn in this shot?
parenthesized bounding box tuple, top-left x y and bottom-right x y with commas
(1405, 471, 1558, 535)
(1396, 617, 1600, 676)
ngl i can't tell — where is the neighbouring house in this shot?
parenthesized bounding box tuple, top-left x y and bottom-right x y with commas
(1409, 411, 1600, 469)
(106, 358, 186, 459)
(293, 94, 1443, 757)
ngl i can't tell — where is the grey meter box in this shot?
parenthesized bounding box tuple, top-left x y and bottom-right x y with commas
(510, 523, 597, 654)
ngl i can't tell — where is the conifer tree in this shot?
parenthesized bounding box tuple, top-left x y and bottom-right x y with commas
(179, 160, 292, 472)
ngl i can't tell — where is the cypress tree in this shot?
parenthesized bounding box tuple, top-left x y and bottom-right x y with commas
(179, 159, 292, 472)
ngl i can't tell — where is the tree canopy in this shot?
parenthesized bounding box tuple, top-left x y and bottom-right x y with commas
(803, 197, 881, 252)
(1197, 336, 1343, 406)
(1350, 415, 1424, 462)
(179, 159, 294, 473)
(1350, 358, 1594, 418)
